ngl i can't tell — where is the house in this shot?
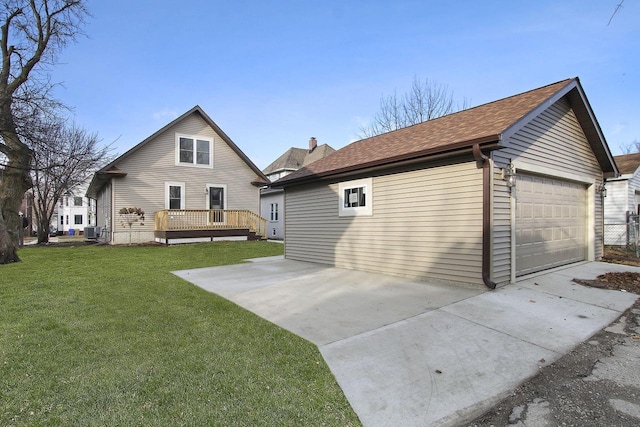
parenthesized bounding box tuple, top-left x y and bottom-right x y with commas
(260, 137, 335, 239)
(55, 183, 96, 235)
(86, 106, 269, 244)
(273, 78, 617, 287)
(603, 153, 640, 245)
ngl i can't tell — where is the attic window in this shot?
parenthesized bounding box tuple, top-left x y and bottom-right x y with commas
(339, 178, 373, 217)
(175, 134, 213, 168)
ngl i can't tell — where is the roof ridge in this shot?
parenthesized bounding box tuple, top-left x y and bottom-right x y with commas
(355, 78, 575, 144)
(273, 78, 603, 187)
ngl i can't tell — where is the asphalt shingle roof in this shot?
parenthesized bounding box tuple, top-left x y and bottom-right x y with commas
(263, 144, 335, 175)
(613, 153, 640, 175)
(275, 79, 573, 186)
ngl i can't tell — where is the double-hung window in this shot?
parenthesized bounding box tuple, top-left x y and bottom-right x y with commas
(339, 178, 373, 216)
(175, 134, 213, 168)
(165, 182, 185, 210)
(270, 203, 279, 221)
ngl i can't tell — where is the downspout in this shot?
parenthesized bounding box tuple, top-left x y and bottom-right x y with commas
(472, 144, 497, 290)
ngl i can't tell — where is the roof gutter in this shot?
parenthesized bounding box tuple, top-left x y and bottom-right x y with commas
(472, 143, 497, 290)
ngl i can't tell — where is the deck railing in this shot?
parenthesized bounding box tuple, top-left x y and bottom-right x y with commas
(155, 210, 267, 237)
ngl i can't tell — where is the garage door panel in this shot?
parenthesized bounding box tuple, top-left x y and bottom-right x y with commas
(516, 174, 586, 276)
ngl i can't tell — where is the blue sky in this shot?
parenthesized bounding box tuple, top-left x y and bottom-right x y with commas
(50, 0, 639, 169)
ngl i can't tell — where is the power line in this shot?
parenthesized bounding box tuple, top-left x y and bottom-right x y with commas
(608, 0, 625, 26)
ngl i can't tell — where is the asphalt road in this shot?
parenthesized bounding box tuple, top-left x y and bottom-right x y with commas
(467, 298, 640, 426)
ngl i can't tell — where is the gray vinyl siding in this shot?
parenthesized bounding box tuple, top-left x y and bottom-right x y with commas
(110, 113, 261, 244)
(96, 183, 111, 242)
(492, 97, 604, 284)
(285, 160, 484, 285)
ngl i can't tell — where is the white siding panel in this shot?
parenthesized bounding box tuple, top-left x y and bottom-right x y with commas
(603, 180, 628, 225)
(109, 112, 261, 243)
(492, 98, 604, 283)
(286, 161, 484, 284)
(627, 172, 640, 215)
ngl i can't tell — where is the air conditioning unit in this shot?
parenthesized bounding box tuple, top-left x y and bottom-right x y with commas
(84, 226, 101, 239)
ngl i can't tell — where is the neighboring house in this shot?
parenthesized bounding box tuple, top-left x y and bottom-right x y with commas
(56, 183, 96, 235)
(274, 78, 617, 287)
(260, 137, 335, 239)
(603, 153, 640, 245)
(86, 106, 268, 244)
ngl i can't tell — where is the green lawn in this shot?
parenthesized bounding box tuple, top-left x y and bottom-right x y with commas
(0, 242, 360, 426)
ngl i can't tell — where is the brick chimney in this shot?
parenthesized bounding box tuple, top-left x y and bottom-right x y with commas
(309, 137, 317, 152)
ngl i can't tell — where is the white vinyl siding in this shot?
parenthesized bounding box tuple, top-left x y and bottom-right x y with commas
(260, 190, 284, 240)
(630, 172, 640, 215)
(603, 172, 640, 245)
(492, 97, 603, 283)
(109, 112, 261, 244)
(285, 160, 484, 285)
(604, 180, 628, 225)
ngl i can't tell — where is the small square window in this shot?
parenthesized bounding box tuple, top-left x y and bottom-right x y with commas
(344, 187, 366, 208)
(74, 215, 83, 225)
(74, 197, 83, 206)
(339, 178, 373, 217)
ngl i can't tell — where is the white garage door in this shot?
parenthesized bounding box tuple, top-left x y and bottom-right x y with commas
(516, 174, 587, 276)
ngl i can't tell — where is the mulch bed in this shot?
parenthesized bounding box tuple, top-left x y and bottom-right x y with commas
(573, 248, 640, 294)
(573, 272, 640, 294)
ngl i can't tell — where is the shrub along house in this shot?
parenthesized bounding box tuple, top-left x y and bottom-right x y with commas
(87, 106, 269, 244)
(273, 78, 617, 287)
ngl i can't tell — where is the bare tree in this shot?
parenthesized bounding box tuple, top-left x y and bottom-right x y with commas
(621, 139, 640, 154)
(30, 119, 111, 243)
(359, 76, 468, 139)
(0, 0, 88, 263)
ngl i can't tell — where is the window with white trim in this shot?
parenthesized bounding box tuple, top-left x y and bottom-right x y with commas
(165, 182, 186, 209)
(338, 178, 373, 216)
(270, 203, 279, 221)
(175, 134, 213, 168)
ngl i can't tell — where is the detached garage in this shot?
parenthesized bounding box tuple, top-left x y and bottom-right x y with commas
(273, 78, 617, 287)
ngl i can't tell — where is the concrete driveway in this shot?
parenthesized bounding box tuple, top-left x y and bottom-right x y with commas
(174, 258, 640, 427)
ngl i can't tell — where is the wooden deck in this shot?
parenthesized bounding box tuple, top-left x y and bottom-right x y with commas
(154, 210, 267, 244)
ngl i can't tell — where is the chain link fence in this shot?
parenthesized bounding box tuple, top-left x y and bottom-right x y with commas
(604, 213, 640, 256)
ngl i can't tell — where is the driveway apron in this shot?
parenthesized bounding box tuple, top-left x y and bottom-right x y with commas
(174, 258, 640, 427)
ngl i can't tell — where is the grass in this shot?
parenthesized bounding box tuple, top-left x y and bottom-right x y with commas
(0, 242, 360, 426)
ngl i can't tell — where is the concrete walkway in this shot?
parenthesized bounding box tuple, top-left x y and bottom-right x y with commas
(174, 259, 640, 427)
